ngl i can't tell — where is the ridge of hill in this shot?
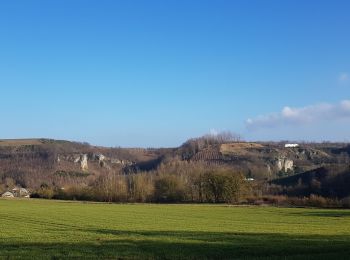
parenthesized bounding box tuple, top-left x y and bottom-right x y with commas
(0, 138, 349, 193)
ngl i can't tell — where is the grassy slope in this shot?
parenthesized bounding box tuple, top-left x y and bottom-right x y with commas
(0, 139, 43, 146)
(0, 200, 350, 259)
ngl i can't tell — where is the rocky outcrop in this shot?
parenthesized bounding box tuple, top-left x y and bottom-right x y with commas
(266, 164, 272, 178)
(276, 157, 294, 172)
(111, 158, 134, 166)
(284, 159, 294, 172)
(56, 152, 135, 171)
(74, 156, 81, 163)
(71, 154, 89, 171)
(93, 153, 106, 167)
(80, 154, 88, 171)
(95, 154, 105, 162)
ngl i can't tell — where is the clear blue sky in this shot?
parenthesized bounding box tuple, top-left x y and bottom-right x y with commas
(1, 0, 350, 147)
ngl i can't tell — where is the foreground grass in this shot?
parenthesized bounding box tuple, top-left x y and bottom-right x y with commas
(0, 199, 350, 259)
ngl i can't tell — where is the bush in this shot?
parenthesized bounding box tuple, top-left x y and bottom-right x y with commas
(31, 186, 55, 199)
(202, 170, 245, 203)
(245, 195, 289, 206)
(341, 197, 350, 208)
(53, 186, 94, 201)
(154, 175, 186, 202)
(286, 195, 341, 208)
(307, 194, 328, 207)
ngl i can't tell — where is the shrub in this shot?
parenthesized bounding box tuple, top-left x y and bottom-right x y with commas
(202, 170, 246, 203)
(341, 197, 350, 208)
(154, 175, 186, 202)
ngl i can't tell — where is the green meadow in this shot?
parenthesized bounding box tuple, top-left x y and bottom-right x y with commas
(0, 199, 350, 259)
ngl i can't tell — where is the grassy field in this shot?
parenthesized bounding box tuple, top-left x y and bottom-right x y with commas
(0, 200, 350, 259)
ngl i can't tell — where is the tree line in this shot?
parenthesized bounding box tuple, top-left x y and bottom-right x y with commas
(32, 162, 251, 204)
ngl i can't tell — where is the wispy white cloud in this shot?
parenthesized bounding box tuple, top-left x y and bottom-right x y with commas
(246, 100, 350, 129)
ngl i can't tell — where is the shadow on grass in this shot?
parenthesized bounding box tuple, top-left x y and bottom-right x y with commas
(289, 209, 350, 218)
(1, 230, 350, 259)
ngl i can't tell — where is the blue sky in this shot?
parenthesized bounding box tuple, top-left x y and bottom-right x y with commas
(1, 0, 350, 147)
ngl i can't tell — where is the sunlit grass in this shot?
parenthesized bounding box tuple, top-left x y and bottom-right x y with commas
(0, 199, 350, 259)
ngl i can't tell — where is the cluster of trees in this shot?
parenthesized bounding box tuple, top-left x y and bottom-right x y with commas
(270, 165, 350, 199)
(32, 162, 251, 204)
(181, 131, 242, 159)
(0, 145, 56, 193)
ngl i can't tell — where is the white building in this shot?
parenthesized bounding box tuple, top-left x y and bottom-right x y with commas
(285, 144, 299, 148)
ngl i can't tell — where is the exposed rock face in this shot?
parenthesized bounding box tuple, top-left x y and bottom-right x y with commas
(266, 164, 272, 178)
(80, 154, 88, 171)
(276, 157, 294, 172)
(94, 154, 105, 166)
(284, 159, 294, 172)
(71, 154, 88, 171)
(96, 154, 105, 162)
(96, 154, 106, 167)
(111, 159, 133, 166)
(276, 158, 283, 171)
(74, 156, 81, 163)
(57, 152, 135, 171)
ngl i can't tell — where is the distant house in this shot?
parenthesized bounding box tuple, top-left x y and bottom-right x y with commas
(285, 144, 299, 148)
(245, 178, 255, 181)
(1, 191, 14, 198)
(12, 187, 30, 198)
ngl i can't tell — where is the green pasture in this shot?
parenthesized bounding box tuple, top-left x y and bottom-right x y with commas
(0, 199, 350, 259)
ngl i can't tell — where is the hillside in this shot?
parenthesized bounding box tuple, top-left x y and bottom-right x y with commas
(0, 139, 167, 191)
(271, 165, 350, 199)
(0, 138, 349, 199)
(182, 141, 347, 179)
